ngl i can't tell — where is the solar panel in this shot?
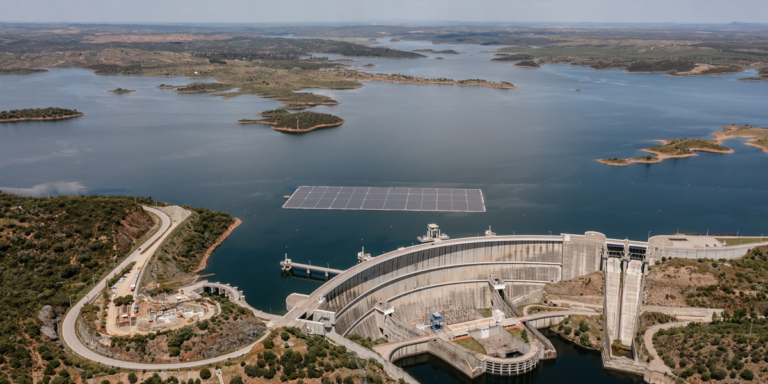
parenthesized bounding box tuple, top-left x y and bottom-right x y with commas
(282, 186, 486, 212)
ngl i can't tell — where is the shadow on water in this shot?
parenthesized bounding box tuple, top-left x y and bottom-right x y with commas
(280, 270, 333, 283)
(396, 329, 643, 384)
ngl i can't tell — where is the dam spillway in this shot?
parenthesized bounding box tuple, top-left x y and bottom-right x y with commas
(278, 228, 768, 379)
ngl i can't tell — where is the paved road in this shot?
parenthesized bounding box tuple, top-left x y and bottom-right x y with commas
(644, 321, 689, 376)
(60, 206, 268, 370)
(373, 334, 437, 362)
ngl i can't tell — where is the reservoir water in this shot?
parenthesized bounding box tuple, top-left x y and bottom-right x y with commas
(1, 39, 767, 382)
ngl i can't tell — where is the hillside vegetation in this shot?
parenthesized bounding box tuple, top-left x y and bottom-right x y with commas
(0, 192, 156, 384)
(142, 207, 235, 293)
(647, 247, 768, 314)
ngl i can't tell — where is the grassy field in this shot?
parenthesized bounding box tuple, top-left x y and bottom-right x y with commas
(454, 337, 487, 355)
(716, 237, 767, 246)
(507, 327, 528, 343)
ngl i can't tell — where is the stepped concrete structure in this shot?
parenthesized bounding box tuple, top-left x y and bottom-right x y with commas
(619, 261, 643, 345)
(278, 227, 768, 381)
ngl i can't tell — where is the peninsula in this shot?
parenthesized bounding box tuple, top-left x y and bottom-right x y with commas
(237, 111, 345, 133)
(108, 88, 135, 94)
(0, 107, 83, 123)
(0, 68, 47, 75)
(597, 125, 768, 166)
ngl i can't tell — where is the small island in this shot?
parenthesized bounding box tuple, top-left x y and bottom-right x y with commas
(492, 53, 535, 62)
(256, 109, 292, 117)
(173, 82, 234, 93)
(155, 84, 178, 89)
(515, 60, 541, 68)
(414, 49, 460, 55)
(435, 57, 444, 60)
(0, 68, 48, 75)
(236, 111, 345, 133)
(107, 88, 135, 94)
(0, 107, 83, 123)
(390, 38, 402, 42)
(597, 125, 768, 166)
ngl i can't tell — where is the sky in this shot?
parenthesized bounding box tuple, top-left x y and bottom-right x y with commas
(3, 0, 768, 24)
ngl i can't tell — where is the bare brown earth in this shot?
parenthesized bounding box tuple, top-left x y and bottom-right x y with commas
(645, 262, 718, 307)
(0, 113, 84, 123)
(544, 271, 604, 296)
(192, 218, 242, 273)
(113, 208, 155, 253)
(272, 121, 346, 133)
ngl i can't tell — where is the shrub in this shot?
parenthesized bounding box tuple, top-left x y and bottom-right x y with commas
(711, 369, 727, 380)
(229, 376, 243, 384)
(199, 368, 211, 380)
(281, 331, 290, 341)
(564, 326, 572, 335)
(263, 339, 274, 349)
(741, 369, 754, 381)
(128, 373, 138, 384)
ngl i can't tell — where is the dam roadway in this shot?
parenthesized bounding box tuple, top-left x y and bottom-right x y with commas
(276, 232, 606, 330)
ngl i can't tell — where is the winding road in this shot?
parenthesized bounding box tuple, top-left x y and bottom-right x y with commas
(60, 206, 269, 369)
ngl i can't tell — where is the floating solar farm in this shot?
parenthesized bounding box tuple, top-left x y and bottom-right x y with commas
(282, 186, 486, 212)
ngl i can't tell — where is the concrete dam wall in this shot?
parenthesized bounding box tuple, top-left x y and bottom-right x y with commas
(318, 234, 605, 336)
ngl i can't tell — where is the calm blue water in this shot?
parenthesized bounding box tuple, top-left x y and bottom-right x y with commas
(397, 329, 644, 384)
(1, 39, 767, 382)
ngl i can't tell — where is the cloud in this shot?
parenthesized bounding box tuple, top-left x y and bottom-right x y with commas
(0, 181, 88, 197)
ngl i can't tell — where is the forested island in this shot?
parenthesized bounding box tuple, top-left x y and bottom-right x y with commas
(597, 125, 768, 166)
(173, 82, 235, 93)
(492, 53, 535, 61)
(515, 60, 541, 68)
(237, 111, 345, 133)
(0, 107, 83, 122)
(414, 49, 460, 54)
(107, 88, 135, 94)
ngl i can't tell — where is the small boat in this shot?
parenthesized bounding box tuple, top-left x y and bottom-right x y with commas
(283, 195, 291, 199)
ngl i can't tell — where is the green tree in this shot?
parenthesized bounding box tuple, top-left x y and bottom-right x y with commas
(229, 376, 243, 384)
(127, 373, 138, 384)
(199, 368, 211, 380)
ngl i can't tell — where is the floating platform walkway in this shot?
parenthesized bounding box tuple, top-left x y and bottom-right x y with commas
(282, 186, 486, 212)
(280, 255, 344, 278)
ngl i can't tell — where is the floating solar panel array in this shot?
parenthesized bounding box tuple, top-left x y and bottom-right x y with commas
(282, 186, 486, 212)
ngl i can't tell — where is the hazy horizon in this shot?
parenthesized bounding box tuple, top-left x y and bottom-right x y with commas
(4, 0, 768, 25)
